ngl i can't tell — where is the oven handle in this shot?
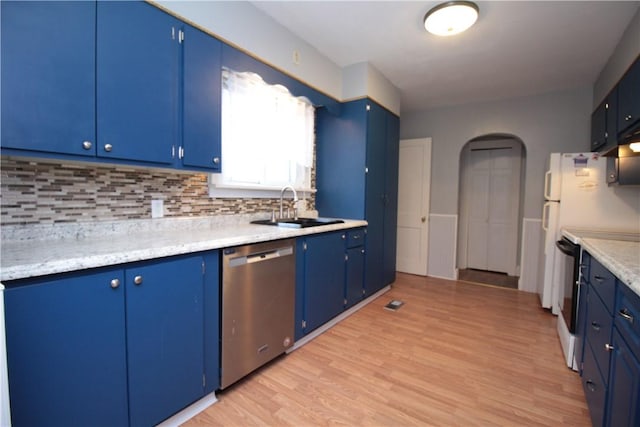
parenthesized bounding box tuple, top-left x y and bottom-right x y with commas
(556, 239, 578, 256)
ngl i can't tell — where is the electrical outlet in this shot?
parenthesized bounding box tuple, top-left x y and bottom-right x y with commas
(151, 199, 164, 218)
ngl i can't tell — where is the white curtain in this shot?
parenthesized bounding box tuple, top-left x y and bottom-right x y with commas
(220, 68, 314, 189)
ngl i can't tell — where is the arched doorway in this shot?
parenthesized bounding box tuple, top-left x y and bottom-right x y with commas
(457, 134, 526, 287)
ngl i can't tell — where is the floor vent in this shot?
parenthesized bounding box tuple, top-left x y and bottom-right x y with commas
(384, 300, 404, 311)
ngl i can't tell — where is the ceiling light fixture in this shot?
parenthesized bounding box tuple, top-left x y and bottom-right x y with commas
(424, 1, 479, 36)
(629, 142, 640, 153)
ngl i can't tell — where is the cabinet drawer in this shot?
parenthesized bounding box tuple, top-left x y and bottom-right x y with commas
(346, 228, 365, 248)
(586, 286, 613, 382)
(582, 342, 607, 427)
(590, 257, 616, 313)
(616, 284, 640, 357)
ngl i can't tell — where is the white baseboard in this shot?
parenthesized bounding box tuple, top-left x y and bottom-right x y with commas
(156, 391, 218, 427)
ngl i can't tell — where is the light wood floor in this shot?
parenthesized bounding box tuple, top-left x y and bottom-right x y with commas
(185, 273, 590, 426)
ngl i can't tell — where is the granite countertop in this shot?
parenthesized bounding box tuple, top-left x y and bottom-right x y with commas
(562, 228, 640, 296)
(0, 214, 367, 282)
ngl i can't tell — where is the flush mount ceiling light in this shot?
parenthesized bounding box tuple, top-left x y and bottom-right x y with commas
(424, 1, 479, 36)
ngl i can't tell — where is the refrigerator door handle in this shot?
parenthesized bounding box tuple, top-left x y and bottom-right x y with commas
(542, 202, 550, 231)
(544, 170, 552, 200)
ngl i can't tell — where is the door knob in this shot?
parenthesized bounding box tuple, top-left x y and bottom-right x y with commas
(421, 216, 426, 223)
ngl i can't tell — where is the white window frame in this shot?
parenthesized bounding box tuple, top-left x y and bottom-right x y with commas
(209, 68, 316, 199)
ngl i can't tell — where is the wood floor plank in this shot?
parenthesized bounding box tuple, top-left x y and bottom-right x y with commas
(184, 273, 590, 426)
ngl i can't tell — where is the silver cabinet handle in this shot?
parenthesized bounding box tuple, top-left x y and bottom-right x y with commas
(213, 157, 220, 164)
(619, 308, 634, 323)
(625, 115, 633, 121)
(586, 380, 596, 392)
(342, 234, 346, 239)
(605, 343, 615, 352)
(82, 141, 93, 150)
(110, 279, 120, 289)
(133, 275, 143, 285)
(104, 143, 113, 152)
(593, 275, 605, 283)
(591, 321, 601, 331)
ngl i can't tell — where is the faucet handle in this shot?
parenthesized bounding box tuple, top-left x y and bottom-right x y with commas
(271, 210, 277, 222)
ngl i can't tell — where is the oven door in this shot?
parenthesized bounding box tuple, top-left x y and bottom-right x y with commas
(556, 238, 580, 333)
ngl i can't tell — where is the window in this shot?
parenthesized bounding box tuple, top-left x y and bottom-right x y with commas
(209, 68, 315, 198)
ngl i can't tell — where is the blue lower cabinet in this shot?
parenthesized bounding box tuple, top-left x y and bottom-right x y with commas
(125, 255, 206, 427)
(296, 232, 346, 339)
(4, 252, 220, 427)
(607, 329, 640, 427)
(4, 268, 129, 427)
(582, 343, 607, 427)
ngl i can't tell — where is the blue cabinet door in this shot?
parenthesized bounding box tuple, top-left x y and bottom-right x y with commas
(182, 24, 223, 171)
(346, 246, 365, 308)
(302, 232, 346, 333)
(383, 112, 400, 286)
(607, 329, 640, 427)
(97, 1, 178, 165)
(364, 102, 387, 295)
(125, 255, 205, 427)
(617, 57, 640, 139)
(203, 251, 221, 393)
(315, 100, 367, 219)
(4, 269, 128, 427)
(1, 1, 96, 157)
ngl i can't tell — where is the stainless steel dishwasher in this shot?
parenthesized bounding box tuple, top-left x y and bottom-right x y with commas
(221, 238, 296, 389)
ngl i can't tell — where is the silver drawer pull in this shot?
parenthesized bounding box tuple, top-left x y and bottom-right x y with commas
(605, 343, 615, 352)
(619, 308, 634, 324)
(110, 279, 120, 289)
(591, 321, 601, 331)
(586, 380, 596, 392)
(133, 275, 143, 285)
(593, 275, 605, 282)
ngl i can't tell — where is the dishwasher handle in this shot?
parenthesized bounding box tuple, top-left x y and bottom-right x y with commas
(228, 245, 294, 267)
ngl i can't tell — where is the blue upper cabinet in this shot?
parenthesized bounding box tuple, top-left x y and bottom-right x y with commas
(181, 24, 223, 172)
(97, 1, 178, 165)
(617, 56, 640, 142)
(1, 1, 96, 156)
(2, 0, 225, 172)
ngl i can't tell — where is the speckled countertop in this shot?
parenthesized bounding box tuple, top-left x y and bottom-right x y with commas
(0, 214, 367, 282)
(562, 228, 640, 296)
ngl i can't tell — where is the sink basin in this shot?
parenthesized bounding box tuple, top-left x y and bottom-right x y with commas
(251, 217, 344, 228)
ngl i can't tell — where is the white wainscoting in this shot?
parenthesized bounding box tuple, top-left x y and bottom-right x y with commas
(427, 214, 458, 280)
(519, 218, 543, 293)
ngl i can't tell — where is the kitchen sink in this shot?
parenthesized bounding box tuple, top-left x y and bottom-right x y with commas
(251, 217, 344, 228)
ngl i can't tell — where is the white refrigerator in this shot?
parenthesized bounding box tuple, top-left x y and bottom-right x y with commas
(539, 152, 640, 314)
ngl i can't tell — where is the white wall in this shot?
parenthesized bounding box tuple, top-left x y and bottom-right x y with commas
(401, 87, 593, 218)
(593, 7, 640, 108)
(155, 1, 400, 115)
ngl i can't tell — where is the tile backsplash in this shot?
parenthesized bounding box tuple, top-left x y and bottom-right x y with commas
(1, 158, 311, 226)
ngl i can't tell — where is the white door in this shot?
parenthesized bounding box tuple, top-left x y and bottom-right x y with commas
(464, 141, 522, 275)
(396, 138, 432, 275)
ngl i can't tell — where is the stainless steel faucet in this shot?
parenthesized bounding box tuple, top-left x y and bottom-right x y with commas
(279, 186, 298, 219)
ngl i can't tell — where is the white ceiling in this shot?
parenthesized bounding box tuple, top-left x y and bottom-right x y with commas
(250, 1, 639, 113)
